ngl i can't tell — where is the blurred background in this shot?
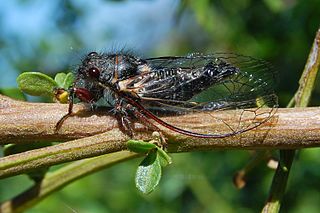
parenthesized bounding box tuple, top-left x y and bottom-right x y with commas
(0, 0, 320, 212)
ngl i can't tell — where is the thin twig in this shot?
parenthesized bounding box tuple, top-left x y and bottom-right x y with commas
(0, 151, 140, 213)
(295, 28, 320, 107)
(0, 130, 129, 178)
(262, 27, 320, 213)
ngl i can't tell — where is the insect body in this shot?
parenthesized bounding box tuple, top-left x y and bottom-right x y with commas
(57, 52, 277, 138)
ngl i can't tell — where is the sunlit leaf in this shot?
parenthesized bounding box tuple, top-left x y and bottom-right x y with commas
(135, 150, 161, 194)
(17, 72, 57, 97)
(54, 72, 74, 89)
(64, 72, 75, 88)
(54, 73, 67, 88)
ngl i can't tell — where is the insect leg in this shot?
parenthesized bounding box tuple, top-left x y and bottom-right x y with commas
(114, 99, 135, 137)
(127, 104, 167, 147)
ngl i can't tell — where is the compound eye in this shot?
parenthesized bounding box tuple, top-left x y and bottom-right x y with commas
(88, 67, 100, 78)
(88, 51, 98, 57)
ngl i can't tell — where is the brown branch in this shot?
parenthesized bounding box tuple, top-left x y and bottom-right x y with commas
(1, 94, 320, 150)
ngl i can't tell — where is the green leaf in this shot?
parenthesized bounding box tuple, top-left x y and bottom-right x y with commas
(54, 73, 67, 88)
(135, 150, 162, 194)
(54, 72, 74, 89)
(127, 140, 157, 153)
(0, 88, 26, 100)
(64, 72, 75, 88)
(17, 72, 57, 97)
(156, 147, 172, 167)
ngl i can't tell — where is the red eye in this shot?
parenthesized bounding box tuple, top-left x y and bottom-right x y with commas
(88, 67, 100, 78)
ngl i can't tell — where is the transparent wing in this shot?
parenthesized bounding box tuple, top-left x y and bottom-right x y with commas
(126, 53, 278, 137)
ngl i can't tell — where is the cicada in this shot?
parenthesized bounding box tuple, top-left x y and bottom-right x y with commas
(56, 52, 278, 138)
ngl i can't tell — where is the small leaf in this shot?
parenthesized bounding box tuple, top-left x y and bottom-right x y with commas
(0, 88, 26, 100)
(17, 72, 57, 97)
(54, 72, 74, 89)
(135, 150, 162, 194)
(54, 73, 67, 88)
(127, 140, 157, 153)
(156, 147, 172, 167)
(64, 72, 75, 88)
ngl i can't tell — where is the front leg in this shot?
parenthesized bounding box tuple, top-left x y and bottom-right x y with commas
(121, 101, 167, 147)
(114, 99, 166, 147)
(114, 99, 136, 138)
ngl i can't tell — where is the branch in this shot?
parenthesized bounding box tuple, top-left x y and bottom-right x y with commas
(1, 94, 320, 149)
(1, 94, 320, 178)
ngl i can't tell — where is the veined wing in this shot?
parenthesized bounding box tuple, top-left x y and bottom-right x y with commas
(124, 53, 278, 137)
